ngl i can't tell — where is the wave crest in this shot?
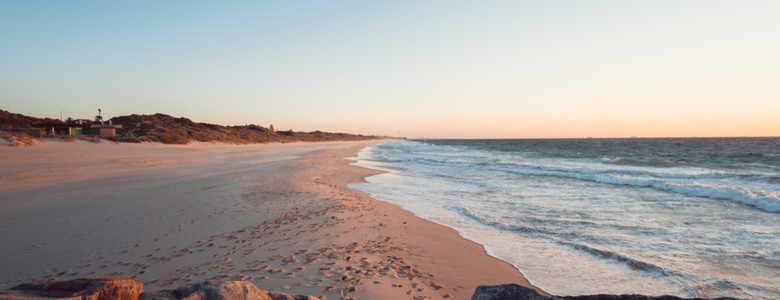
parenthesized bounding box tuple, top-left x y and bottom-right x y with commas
(499, 163, 780, 213)
(601, 156, 688, 167)
(455, 207, 677, 277)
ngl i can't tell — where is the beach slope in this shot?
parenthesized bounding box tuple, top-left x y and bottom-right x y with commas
(0, 140, 535, 299)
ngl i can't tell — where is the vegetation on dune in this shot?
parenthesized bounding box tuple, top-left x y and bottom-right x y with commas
(1, 110, 377, 145)
(0, 110, 62, 128)
(147, 128, 191, 145)
(0, 130, 38, 147)
(111, 113, 375, 144)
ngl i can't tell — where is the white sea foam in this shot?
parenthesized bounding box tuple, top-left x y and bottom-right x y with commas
(349, 140, 780, 299)
(497, 161, 780, 213)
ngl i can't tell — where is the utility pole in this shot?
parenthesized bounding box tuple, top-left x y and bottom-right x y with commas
(60, 109, 66, 122)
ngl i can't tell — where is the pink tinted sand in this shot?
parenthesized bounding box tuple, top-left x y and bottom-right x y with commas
(0, 140, 538, 299)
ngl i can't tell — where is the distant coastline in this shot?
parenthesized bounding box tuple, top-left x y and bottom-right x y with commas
(0, 109, 381, 145)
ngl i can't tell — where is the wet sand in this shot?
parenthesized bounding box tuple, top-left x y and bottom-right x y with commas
(0, 140, 537, 299)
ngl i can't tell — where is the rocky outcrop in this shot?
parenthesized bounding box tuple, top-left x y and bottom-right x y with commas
(472, 284, 554, 300)
(470, 284, 742, 300)
(0, 278, 143, 300)
(0, 279, 319, 300)
(1, 279, 748, 300)
(564, 296, 740, 300)
(140, 281, 319, 300)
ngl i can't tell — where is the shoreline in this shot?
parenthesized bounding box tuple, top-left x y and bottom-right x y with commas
(331, 143, 545, 299)
(347, 143, 551, 296)
(344, 139, 780, 300)
(0, 140, 539, 299)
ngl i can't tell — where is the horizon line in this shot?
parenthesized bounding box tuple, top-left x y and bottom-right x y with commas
(410, 135, 780, 140)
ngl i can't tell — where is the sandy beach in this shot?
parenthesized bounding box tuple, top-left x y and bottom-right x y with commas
(0, 140, 536, 299)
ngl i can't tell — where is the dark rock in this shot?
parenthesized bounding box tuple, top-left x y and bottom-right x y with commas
(563, 296, 740, 300)
(1, 278, 143, 300)
(139, 280, 319, 300)
(1, 279, 319, 300)
(471, 284, 743, 300)
(472, 284, 556, 300)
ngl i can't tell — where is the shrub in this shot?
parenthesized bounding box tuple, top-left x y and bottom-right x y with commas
(113, 136, 141, 143)
(151, 130, 190, 144)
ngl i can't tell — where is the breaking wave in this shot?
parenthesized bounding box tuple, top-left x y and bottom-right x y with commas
(351, 139, 780, 299)
(601, 156, 689, 167)
(497, 163, 780, 213)
(456, 207, 681, 278)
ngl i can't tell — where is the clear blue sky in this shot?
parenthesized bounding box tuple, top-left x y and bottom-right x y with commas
(2, 1, 779, 138)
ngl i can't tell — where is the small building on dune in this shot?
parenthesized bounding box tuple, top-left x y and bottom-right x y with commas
(33, 123, 122, 138)
(33, 123, 86, 136)
(89, 124, 123, 138)
(29, 109, 123, 138)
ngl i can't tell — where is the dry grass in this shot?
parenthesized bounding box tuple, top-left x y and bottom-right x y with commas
(150, 129, 190, 144)
(110, 136, 141, 143)
(0, 131, 39, 147)
(76, 136, 102, 143)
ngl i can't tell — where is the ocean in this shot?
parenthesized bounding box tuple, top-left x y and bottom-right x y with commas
(349, 138, 780, 299)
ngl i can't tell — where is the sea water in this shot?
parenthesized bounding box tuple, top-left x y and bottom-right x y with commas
(349, 138, 780, 299)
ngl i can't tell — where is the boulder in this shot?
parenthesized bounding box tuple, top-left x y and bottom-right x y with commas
(0, 278, 143, 300)
(0, 279, 319, 300)
(472, 284, 557, 300)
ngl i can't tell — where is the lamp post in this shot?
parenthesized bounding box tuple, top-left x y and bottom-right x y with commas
(60, 109, 66, 122)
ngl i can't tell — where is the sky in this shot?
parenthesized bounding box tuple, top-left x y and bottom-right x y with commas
(1, 1, 779, 138)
